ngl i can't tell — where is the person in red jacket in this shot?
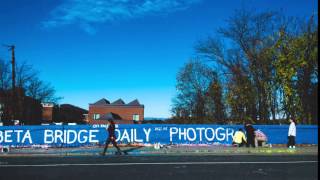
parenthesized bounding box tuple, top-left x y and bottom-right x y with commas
(101, 120, 122, 156)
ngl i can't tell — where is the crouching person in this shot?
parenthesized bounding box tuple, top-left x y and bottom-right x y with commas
(254, 129, 268, 147)
(232, 128, 247, 147)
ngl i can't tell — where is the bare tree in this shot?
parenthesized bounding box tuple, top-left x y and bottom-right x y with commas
(0, 58, 60, 124)
(14, 61, 60, 104)
(0, 59, 11, 90)
(26, 77, 59, 103)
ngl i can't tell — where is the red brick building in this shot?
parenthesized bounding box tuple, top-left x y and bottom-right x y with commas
(41, 103, 54, 122)
(88, 98, 144, 124)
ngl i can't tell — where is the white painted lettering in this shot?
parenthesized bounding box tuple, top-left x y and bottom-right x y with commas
(78, 130, 88, 143)
(143, 128, 151, 142)
(115, 129, 121, 141)
(205, 128, 215, 141)
(67, 130, 77, 144)
(226, 128, 234, 142)
(120, 129, 130, 142)
(216, 127, 226, 141)
(5, 130, 13, 143)
(179, 128, 187, 141)
(21, 130, 32, 144)
(15, 130, 23, 143)
(196, 128, 205, 141)
(54, 130, 63, 143)
(187, 128, 197, 141)
(44, 130, 54, 143)
(0, 131, 3, 143)
(170, 127, 178, 142)
(134, 129, 143, 143)
(89, 130, 99, 143)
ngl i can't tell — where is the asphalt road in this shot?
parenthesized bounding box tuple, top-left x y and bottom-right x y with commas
(0, 155, 317, 180)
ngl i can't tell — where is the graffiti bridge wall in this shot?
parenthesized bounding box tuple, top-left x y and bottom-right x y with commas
(0, 124, 317, 147)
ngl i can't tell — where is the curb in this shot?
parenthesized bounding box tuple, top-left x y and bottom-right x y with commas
(0, 147, 317, 157)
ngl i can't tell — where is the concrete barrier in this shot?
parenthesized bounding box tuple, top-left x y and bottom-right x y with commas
(0, 124, 317, 147)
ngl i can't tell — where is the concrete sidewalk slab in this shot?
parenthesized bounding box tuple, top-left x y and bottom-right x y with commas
(0, 145, 317, 157)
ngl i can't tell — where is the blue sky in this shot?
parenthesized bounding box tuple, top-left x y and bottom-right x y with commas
(0, 0, 317, 118)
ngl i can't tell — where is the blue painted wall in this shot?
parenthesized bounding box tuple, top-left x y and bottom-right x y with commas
(0, 124, 317, 147)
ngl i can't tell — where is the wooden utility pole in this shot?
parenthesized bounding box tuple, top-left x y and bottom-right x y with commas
(3, 44, 16, 121)
(10, 45, 16, 121)
(9, 45, 15, 92)
(3, 44, 15, 91)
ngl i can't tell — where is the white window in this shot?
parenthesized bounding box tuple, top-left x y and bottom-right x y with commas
(133, 114, 139, 121)
(93, 114, 100, 120)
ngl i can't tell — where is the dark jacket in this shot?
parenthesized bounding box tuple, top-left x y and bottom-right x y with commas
(245, 124, 255, 138)
(108, 123, 116, 138)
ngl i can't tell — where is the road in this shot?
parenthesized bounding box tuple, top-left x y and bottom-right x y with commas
(0, 155, 317, 180)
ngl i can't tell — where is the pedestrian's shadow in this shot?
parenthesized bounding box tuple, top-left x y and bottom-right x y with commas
(122, 145, 144, 154)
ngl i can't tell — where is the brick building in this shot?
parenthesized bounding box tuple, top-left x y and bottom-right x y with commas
(88, 98, 144, 124)
(41, 103, 54, 122)
(0, 89, 42, 125)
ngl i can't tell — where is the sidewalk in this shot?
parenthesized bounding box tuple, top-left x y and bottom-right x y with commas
(0, 144, 318, 157)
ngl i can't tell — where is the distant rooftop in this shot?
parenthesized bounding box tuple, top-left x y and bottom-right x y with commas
(111, 99, 125, 105)
(90, 98, 143, 106)
(92, 98, 110, 105)
(127, 99, 141, 106)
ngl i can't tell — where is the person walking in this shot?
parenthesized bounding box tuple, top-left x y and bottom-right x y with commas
(244, 123, 256, 148)
(287, 119, 297, 149)
(101, 120, 122, 155)
(232, 128, 247, 147)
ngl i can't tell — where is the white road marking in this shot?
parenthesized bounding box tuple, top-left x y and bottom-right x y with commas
(0, 161, 317, 167)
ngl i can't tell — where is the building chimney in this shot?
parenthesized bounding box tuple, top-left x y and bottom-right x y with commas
(41, 103, 54, 122)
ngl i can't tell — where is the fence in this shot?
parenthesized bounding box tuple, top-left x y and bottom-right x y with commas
(0, 124, 318, 147)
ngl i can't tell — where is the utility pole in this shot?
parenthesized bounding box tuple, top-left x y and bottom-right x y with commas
(3, 44, 16, 92)
(11, 45, 15, 92)
(3, 44, 16, 121)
